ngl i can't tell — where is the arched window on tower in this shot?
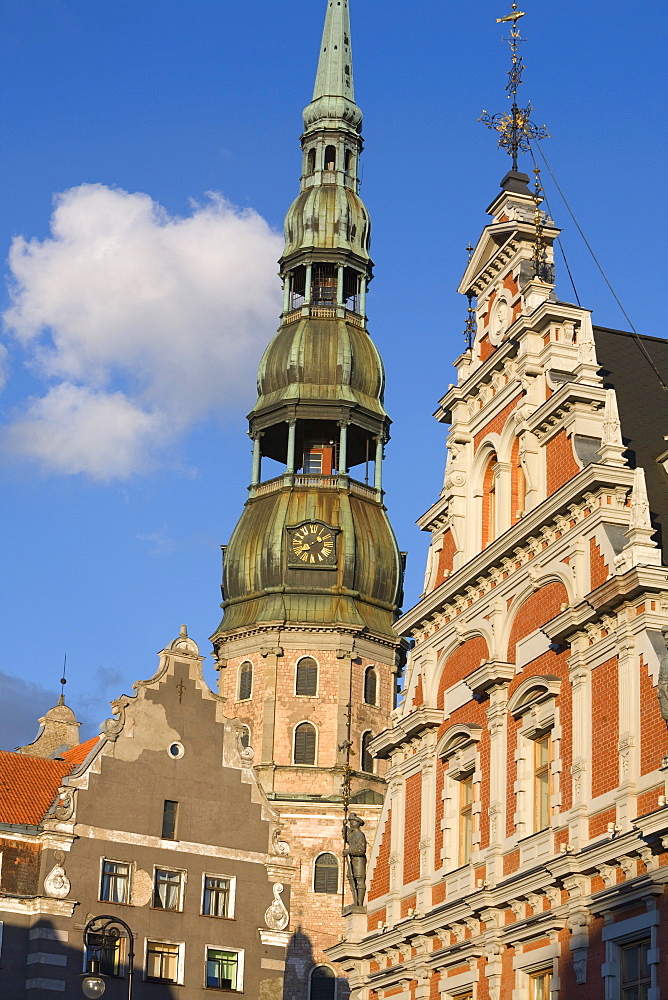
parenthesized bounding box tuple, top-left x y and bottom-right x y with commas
(307, 148, 316, 174)
(482, 453, 498, 548)
(294, 722, 317, 765)
(296, 657, 318, 696)
(361, 731, 374, 773)
(363, 666, 377, 705)
(313, 853, 339, 894)
(310, 966, 336, 1000)
(289, 266, 306, 310)
(238, 661, 253, 701)
(324, 145, 336, 170)
(344, 149, 353, 175)
(240, 725, 251, 750)
(343, 268, 360, 312)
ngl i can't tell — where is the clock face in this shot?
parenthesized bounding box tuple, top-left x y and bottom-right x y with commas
(289, 522, 337, 566)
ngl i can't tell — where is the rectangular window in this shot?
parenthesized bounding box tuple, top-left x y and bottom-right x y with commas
(529, 969, 551, 1000)
(162, 800, 178, 840)
(459, 775, 473, 866)
(621, 939, 651, 1000)
(100, 860, 130, 904)
(146, 941, 180, 983)
(303, 451, 323, 474)
(202, 875, 232, 918)
(153, 869, 184, 911)
(534, 735, 552, 831)
(206, 948, 241, 990)
(86, 933, 122, 977)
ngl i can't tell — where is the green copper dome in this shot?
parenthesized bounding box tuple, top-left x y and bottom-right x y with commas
(283, 184, 371, 260)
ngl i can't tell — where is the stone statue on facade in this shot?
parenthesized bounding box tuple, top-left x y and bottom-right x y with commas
(343, 812, 367, 907)
(658, 627, 668, 722)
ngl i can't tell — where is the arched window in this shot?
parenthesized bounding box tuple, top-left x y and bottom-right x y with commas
(296, 657, 318, 697)
(307, 148, 316, 174)
(240, 725, 251, 750)
(361, 731, 374, 773)
(482, 453, 498, 548)
(310, 966, 336, 1000)
(324, 145, 336, 170)
(344, 149, 352, 174)
(238, 662, 253, 701)
(294, 722, 317, 765)
(313, 853, 339, 894)
(363, 666, 377, 705)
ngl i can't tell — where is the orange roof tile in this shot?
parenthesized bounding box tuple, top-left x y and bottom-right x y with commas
(0, 752, 72, 826)
(61, 735, 100, 768)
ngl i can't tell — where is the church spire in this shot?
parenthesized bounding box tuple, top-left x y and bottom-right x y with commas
(312, 0, 355, 103)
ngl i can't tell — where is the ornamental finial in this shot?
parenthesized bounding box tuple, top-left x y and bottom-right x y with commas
(479, 4, 549, 171)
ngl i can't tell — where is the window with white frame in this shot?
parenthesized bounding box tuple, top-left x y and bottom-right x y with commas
(529, 969, 551, 1000)
(202, 874, 234, 918)
(86, 932, 123, 977)
(313, 853, 339, 894)
(601, 907, 659, 1000)
(437, 723, 482, 871)
(507, 676, 561, 837)
(100, 859, 131, 904)
(205, 946, 244, 991)
(294, 721, 317, 765)
(296, 657, 318, 697)
(145, 940, 183, 984)
(153, 868, 185, 911)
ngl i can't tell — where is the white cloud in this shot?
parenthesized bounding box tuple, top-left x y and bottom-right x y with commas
(2, 184, 283, 479)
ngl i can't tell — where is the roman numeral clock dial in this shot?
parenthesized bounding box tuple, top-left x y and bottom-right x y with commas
(287, 522, 338, 568)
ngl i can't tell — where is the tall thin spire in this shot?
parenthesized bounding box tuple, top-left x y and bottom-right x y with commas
(313, 0, 355, 102)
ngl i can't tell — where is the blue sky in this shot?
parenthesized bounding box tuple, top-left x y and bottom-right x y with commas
(1, 0, 665, 748)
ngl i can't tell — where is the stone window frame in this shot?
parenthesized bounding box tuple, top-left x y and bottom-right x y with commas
(99, 856, 133, 905)
(436, 959, 478, 998)
(363, 665, 378, 706)
(201, 872, 236, 919)
(237, 661, 253, 702)
(512, 941, 560, 1000)
(203, 943, 245, 992)
(151, 865, 187, 912)
(360, 730, 375, 774)
(293, 720, 318, 766)
(295, 655, 320, 698)
(143, 938, 185, 985)
(312, 852, 340, 895)
(507, 675, 562, 838)
(309, 963, 337, 1000)
(437, 723, 483, 871)
(601, 907, 660, 999)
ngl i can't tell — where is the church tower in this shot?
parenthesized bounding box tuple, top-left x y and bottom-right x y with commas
(211, 1, 404, 991)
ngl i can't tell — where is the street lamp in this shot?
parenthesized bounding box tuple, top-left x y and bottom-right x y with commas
(82, 914, 135, 1000)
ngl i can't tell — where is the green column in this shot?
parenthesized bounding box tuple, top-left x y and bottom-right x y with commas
(374, 435, 383, 492)
(251, 435, 262, 486)
(286, 420, 297, 474)
(338, 422, 348, 474)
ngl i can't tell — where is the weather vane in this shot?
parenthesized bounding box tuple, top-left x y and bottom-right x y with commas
(479, 3, 549, 171)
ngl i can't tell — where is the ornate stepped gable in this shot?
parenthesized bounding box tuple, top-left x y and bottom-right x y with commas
(329, 13, 668, 1000)
(210, 2, 405, 994)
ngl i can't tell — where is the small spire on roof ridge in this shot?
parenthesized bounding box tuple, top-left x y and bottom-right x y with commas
(312, 0, 355, 102)
(58, 653, 67, 705)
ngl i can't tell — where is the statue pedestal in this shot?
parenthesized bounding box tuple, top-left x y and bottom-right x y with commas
(342, 904, 367, 942)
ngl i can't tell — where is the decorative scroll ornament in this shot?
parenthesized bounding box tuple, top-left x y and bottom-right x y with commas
(264, 883, 289, 931)
(272, 826, 290, 857)
(100, 696, 129, 740)
(479, 4, 549, 171)
(53, 788, 76, 821)
(44, 852, 70, 899)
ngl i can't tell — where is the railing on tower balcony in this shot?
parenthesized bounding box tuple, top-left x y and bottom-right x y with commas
(282, 305, 365, 327)
(249, 474, 380, 501)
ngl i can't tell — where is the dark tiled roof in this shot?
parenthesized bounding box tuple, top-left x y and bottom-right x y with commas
(0, 752, 72, 826)
(594, 326, 668, 560)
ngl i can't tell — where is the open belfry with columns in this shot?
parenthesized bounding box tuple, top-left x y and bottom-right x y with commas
(328, 6, 668, 1000)
(211, 0, 404, 993)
